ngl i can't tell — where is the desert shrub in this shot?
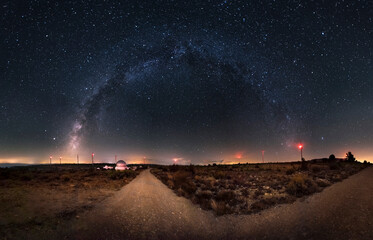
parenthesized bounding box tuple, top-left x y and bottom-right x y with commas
(196, 190, 213, 199)
(108, 170, 137, 180)
(250, 200, 267, 211)
(213, 171, 227, 179)
(160, 174, 170, 184)
(311, 166, 321, 173)
(233, 176, 246, 186)
(193, 175, 202, 181)
(253, 189, 264, 199)
(195, 190, 213, 209)
(216, 190, 236, 204)
(251, 198, 276, 211)
(211, 200, 233, 215)
(315, 178, 330, 187)
(330, 174, 343, 182)
(269, 181, 282, 190)
(166, 179, 174, 189)
(0, 169, 11, 179)
(20, 174, 32, 181)
(329, 162, 340, 170)
(62, 175, 70, 182)
(37, 174, 51, 181)
(345, 152, 356, 162)
(180, 180, 197, 195)
(173, 171, 191, 187)
(170, 164, 180, 172)
(186, 165, 196, 174)
(286, 174, 318, 197)
(229, 183, 238, 190)
(84, 170, 99, 177)
(240, 188, 249, 197)
(286, 169, 295, 175)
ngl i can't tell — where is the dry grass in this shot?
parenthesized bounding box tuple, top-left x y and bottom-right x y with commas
(0, 165, 140, 238)
(151, 161, 369, 215)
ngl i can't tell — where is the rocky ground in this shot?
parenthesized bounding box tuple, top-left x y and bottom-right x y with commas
(151, 162, 368, 215)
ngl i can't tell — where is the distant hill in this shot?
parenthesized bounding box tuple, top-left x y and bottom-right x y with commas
(309, 158, 345, 163)
(0, 163, 31, 168)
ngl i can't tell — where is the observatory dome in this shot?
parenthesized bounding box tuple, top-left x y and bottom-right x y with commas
(115, 160, 129, 171)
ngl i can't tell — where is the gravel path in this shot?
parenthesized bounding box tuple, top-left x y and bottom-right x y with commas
(69, 167, 373, 240)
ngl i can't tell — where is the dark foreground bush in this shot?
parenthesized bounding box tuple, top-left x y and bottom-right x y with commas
(286, 174, 318, 197)
(329, 162, 340, 170)
(108, 170, 137, 180)
(216, 190, 236, 205)
(194, 190, 213, 210)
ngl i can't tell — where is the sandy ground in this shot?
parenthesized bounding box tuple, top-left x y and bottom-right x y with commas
(0, 168, 138, 240)
(58, 167, 373, 240)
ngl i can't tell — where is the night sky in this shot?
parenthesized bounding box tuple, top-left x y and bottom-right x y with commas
(1, 0, 372, 164)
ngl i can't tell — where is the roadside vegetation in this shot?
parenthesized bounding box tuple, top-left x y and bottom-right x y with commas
(151, 159, 370, 216)
(0, 165, 140, 238)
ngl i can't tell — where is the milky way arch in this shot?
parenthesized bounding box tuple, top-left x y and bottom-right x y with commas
(67, 34, 305, 153)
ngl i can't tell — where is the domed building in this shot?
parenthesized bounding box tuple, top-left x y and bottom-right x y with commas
(115, 160, 129, 171)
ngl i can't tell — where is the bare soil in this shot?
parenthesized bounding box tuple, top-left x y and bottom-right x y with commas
(0, 165, 140, 239)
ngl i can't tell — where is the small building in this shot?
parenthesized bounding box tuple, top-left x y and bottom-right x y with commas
(115, 160, 129, 171)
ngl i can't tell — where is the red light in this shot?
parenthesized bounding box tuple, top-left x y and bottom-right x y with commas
(235, 153, 242, 159)
(298, 144, 303, 149)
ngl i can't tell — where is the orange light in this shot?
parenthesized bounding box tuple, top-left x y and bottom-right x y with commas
(235, 153, 242, 159)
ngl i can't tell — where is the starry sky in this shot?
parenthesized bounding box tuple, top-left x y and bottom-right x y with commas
(0, 0, 372, 164)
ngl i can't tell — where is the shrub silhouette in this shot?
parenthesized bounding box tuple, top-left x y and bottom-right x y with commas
(345, 152, 356, 162)
(329, 154, 336, 162)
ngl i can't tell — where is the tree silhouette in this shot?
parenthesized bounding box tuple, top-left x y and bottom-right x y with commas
(345, 152, 356, 162)
(329, 154, 336, 162)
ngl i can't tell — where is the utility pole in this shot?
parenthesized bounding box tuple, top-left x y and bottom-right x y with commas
(77, 154, 79, 164)
(298, 144, 306, 170)
(91, 153, 94, 167)
(298, 144, 303, 161)
(49, 156, 52, 166)
(261, 150, 265, 163)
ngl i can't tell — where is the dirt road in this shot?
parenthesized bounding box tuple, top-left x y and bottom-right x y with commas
(65, 167, 373, 240)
